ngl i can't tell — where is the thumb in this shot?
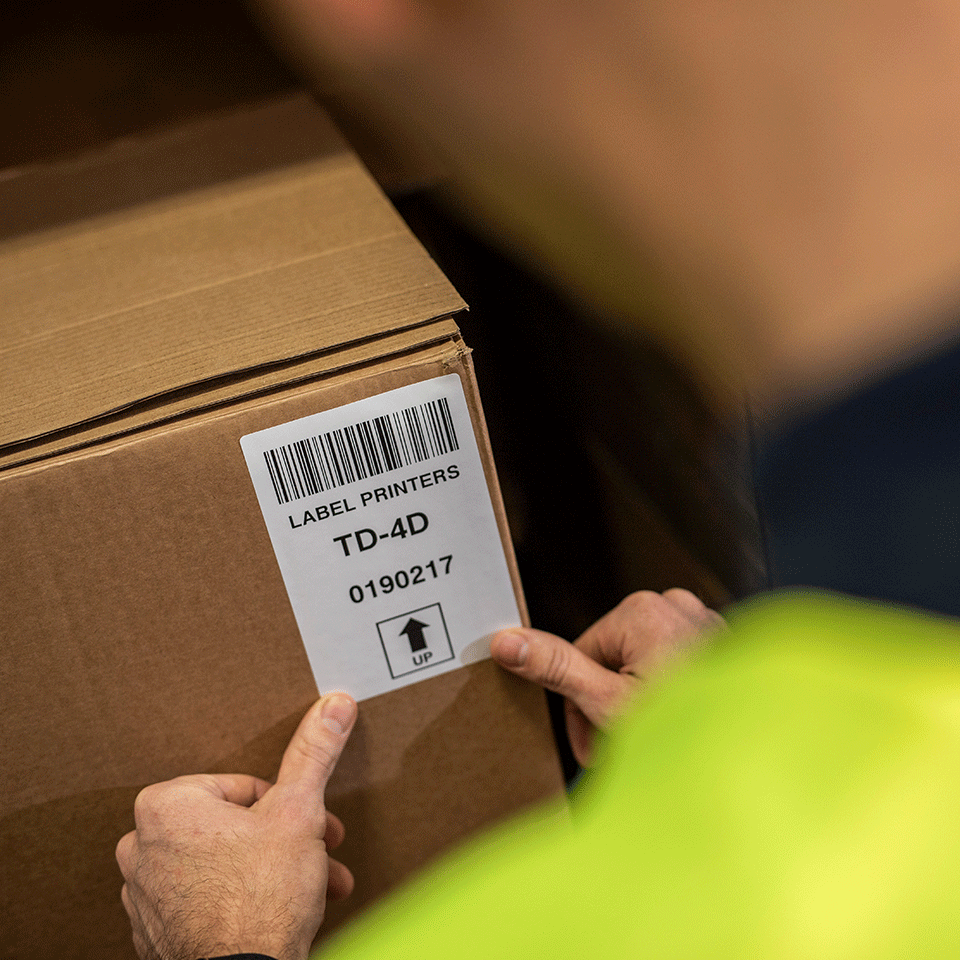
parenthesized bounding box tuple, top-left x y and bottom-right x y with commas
(270, 692, 357, 807)
(490, 629, 632, 729)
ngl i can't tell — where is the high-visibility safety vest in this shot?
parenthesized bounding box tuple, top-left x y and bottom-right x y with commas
(323, 591, 960, 960)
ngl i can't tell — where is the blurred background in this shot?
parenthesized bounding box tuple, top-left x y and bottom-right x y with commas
(1, 0, 768, 779)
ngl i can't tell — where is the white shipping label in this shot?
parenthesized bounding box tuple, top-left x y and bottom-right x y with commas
(240, 375, 522, 701)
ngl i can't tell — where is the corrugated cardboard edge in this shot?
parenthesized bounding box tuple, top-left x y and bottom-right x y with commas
(0, 316, 462, 471)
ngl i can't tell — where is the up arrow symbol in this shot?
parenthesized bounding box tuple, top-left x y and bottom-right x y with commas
(400, 617, 429, 653)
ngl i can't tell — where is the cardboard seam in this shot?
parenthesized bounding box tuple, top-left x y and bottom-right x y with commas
(1, 229, 414, 353)
(1, 323, 466, 473)
(2, 313, 463, 452)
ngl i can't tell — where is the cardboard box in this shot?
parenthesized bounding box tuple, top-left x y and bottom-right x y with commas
(0, 95, 564, 960)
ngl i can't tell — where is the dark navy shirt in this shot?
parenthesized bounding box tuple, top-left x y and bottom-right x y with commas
(756, 340, 960, 617)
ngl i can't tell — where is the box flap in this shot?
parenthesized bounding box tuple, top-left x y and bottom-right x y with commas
(0, 95, 465, 451)
(0, 318, 463, 470)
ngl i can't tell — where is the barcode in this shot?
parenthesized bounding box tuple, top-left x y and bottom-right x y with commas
(263, 397, 459, 505)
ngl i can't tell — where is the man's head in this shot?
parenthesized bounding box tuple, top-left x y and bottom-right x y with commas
(258, 0, 960, 412)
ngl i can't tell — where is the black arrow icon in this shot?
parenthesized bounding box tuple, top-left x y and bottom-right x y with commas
(400, 617, 429, 652)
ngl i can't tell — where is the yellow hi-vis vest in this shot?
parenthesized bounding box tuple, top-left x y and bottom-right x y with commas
(322, 591, 960, 959)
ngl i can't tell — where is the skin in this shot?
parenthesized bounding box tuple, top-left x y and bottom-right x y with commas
(490, 589, 724, 766)
(116, 693, 357, 960)
(259, 0, 960, 413)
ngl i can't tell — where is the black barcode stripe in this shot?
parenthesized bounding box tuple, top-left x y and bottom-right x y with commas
(266, 449, 283, 504)
(391, 411, 410, 465)
(264, 397, 459, 505)
(403, 408, 420, 460)
(280, 446, 300, 501)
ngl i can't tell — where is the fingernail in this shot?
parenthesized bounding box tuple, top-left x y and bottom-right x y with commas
(321, 693, 356, 735)
(493, 631, 528, 667)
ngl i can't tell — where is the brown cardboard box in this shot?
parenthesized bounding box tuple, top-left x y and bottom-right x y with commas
(0, 95, 564, 960)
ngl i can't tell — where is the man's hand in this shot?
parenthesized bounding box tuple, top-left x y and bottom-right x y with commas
(115, 692, 357, 960)
(491, 589, 724, 766)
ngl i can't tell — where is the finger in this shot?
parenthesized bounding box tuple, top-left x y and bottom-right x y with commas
(662, 588, 725, 629)
(115, 831, 137, 876)
(574, 591, 678, 666)
(120, 882, 133, 918)
(326, 857, 355, 900)
(121, 884, 149, 959)
(131, 775, 272, 835)
(190, 773, 274, 807)
(491, 628, 632, 729)
(324, 810, 346, 851)
(564, 699, 597, 769)
(661, 587, 709, 617)
(575, 590, 716, 676)
(270, 693, 357, 805)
